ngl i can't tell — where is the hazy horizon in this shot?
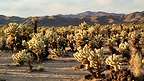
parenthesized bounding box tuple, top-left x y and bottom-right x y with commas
(0, 0, 144, 17)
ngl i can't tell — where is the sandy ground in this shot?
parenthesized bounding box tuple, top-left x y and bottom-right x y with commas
(0, 51, 89, 81)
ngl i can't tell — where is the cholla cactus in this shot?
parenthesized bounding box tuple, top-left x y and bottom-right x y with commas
(93, 34, 105, 49)
(74, 44, 105, 78)
(44, 29, 54, 38)
(74, 45, 105, 68)
(48, 48, 62, 59)
(142, 59, 144, 64)
(130, 53, 142, 77)
(108, 35, 119, 45)
(31, 17, 38, 33)
(17, 24, 33, 37)
(6, 34, 15, 51)
(120, 30, 127, 38)
(0, 37, 3, 48)
(12, 49, 35, 71)
(67, 33, 75, 51)
(129, 31, 143, 79)
(0, 37, 5, 49)
(79, 22, 88, 30)
(75, 30, 89, 48)
(74, 46, 89, 63)
(22, 40, 28, 48)
(12, 49, 35, 65)
(4, 23, 33, 37)
(105, 54, 122, 71)
(28, 33, 45, 52)
(87, 27, 96, 36)
(4, 23, 33, 51)
(56, 27, 66, 36)
(44, 29, 59, 49)
(119, 42, 129, 52)
(4, 23, 19, 35)
(27, 33, 48, 62)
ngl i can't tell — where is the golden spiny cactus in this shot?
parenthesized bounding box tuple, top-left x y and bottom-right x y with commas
(130, 53, 142, 77)
(12, 49, 35, 65)
(105, 54, 122, 71)
(129, 31, 143, 79)
(27, 33, 48, 62)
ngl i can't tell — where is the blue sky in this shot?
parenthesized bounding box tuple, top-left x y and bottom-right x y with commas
(0, 0, 144, 17)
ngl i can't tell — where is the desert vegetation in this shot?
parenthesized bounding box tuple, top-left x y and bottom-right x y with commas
(0, 21, 144, 81)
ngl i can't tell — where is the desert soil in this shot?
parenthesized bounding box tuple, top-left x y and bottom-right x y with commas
(0, 51, 89, 81)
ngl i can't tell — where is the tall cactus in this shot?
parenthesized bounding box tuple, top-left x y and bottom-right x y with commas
(129, 31, 143, 80)
(31, 17, 38, 33)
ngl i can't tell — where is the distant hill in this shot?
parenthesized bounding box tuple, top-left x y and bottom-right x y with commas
(124, 11, 144, 23)
(0, 11, 144, 26)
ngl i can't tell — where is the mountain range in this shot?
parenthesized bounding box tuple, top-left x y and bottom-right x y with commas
(0, 11, 144, 26)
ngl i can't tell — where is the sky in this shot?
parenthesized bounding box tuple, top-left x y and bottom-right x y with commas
(0, 0, 144, 17)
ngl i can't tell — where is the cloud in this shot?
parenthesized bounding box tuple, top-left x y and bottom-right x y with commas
(95, 0, 112, 5)
(0, 0, 55, 16)
(134, 0, 144, 5)
(1, 0, 86, 17)
(134, 0, 144, 3)
(0, 0, 144, 17)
